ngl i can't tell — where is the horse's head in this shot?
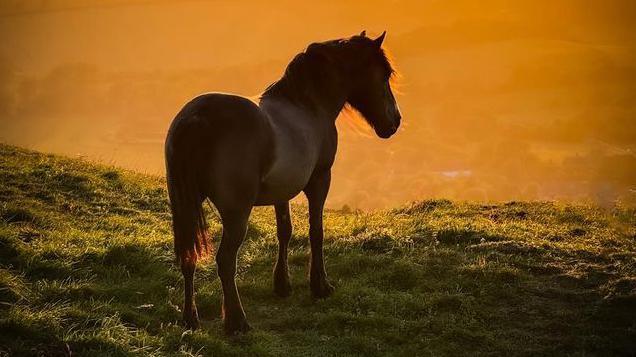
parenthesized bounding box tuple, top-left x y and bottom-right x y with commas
(346, 31, 401, 139)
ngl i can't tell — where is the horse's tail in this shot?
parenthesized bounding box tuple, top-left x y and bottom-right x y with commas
(165, 152, 211, 264)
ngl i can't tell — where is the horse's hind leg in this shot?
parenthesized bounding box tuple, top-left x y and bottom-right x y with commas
(216, 206, 252, 335)
(181, 255, 199, 329)
(273, 201, 292, 297)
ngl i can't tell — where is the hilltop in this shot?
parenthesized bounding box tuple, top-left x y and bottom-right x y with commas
(0, 144, 634, 356)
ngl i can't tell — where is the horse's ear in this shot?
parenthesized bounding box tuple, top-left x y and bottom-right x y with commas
(359, 30, 366, 37)
(374, 31, 386, 47)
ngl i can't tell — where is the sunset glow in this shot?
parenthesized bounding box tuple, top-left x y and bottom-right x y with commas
(1, 0, 634, 208)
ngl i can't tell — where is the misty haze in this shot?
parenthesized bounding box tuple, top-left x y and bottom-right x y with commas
(0, 0, 635, 209)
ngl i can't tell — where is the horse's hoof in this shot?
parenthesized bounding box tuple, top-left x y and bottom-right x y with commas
(224, 316, 251, 336)
(183, 310, 200, 330)
(274, 276, 292, 297)
(311, 279, 335, 299)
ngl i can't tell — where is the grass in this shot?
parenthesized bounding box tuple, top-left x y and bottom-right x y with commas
(0, 143, 634, 356)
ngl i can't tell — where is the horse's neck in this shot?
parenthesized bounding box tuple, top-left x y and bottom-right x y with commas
(260, 93, 345, 128)
(260, 66, 349, 124)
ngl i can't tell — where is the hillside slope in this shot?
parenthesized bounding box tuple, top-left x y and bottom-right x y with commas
(0, 144, 634, 356)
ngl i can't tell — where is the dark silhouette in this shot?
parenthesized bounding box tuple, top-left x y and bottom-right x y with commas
(165, 31, 401, 335)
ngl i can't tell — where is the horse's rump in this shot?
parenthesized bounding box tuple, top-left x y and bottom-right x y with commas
(165, 93, 271, 262)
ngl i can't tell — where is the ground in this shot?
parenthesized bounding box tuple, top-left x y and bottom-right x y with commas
(0, 144, 634, 356)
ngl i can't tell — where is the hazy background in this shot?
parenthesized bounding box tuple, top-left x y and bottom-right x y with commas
(1, 0, 635, 209)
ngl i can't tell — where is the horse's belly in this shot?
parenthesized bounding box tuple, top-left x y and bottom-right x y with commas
(255, 161, 313, 205)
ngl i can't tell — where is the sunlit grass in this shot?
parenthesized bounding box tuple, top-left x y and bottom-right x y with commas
(0, 144, 634, 356)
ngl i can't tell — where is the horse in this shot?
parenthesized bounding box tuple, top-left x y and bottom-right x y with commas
(165, 30, 401, 335)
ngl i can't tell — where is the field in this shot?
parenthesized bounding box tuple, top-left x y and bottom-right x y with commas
(0, 144, 634, 356)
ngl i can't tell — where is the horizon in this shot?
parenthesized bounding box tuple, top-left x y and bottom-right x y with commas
(1, 0, 635, 208)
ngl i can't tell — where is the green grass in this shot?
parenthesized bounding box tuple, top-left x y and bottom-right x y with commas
(0, 143, 634, 356)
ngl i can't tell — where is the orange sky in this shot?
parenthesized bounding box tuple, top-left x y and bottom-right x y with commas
(1, 0, 635, 208)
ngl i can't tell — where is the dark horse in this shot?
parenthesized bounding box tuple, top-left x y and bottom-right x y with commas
(165, 31, 401, 335)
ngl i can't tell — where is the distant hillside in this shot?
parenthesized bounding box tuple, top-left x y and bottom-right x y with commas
(0, 144, 634, 356)
(3, 0, 636, 209)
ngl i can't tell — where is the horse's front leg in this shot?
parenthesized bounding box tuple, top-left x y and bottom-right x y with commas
(304, 170, 334, 298)
(273, 201, 293, 297)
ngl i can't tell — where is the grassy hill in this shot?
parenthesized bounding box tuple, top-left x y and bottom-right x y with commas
(0, 144, 634, 356)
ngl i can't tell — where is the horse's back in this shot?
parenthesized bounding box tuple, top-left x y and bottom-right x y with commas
(166, 93, 272, 209)
(168, 93, 265, 140)
(167, 92, 271, 152)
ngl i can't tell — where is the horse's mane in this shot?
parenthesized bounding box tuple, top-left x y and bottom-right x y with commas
(260, 36, 395, 111)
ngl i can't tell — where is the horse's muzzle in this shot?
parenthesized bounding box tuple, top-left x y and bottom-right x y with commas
(376, 124, 398, 139)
